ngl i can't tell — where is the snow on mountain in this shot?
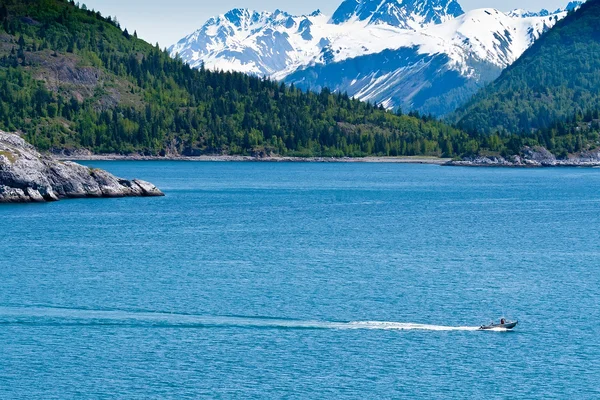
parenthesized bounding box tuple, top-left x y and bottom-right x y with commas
(169, 8, 328, 75)
(425, 8, 561, 72)
(286, 8, 565, 114)
(169, 1, 577, 115)
(508, 1, 582, 18)
(507, 9, 552, 18)
(330, 0, 464, 28)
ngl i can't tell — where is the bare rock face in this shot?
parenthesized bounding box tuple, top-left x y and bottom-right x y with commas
(448, 146, 600, 167)
(0, 132, 164, 203)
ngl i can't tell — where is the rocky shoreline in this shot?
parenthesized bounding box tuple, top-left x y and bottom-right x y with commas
(447, 146, 600, 167)
(0, 132, 164, 203)
(26, 142, 600, 168)
(55, 147, 600, 167)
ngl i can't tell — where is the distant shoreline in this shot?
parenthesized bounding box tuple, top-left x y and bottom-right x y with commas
(57, 154, 452, 165)
(55, 153, 600, 168)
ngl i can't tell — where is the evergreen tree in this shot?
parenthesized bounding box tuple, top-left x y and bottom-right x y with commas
(0, 4, 8, 22)
(456, 0, 600, 135)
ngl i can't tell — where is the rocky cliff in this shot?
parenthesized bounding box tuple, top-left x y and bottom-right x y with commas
(0, 132, 164, 203)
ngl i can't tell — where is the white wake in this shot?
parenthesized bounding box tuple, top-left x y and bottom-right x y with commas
(0, 306, 484, 332)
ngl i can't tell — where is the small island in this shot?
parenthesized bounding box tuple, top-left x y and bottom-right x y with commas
(0, 132, 164, 203)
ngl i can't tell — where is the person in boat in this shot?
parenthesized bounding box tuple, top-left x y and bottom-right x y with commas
(500, 318, 506, 325)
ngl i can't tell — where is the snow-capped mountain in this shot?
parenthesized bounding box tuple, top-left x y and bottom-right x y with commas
(330, 0, 464, 28)
(508, 1, 582, 18)
(169, 1, 579, 116)
(170, 9, 330, 76)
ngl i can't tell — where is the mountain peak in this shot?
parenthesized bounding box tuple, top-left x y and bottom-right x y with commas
(222, 8, 257, 25)
(508, 1, 584, 18)
(330, 0, 464, 28)
(565, 1, 584, 11)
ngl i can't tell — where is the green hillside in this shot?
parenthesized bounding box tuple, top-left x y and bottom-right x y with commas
(455, 0, 600, 137)
(0, 0, 474, 158)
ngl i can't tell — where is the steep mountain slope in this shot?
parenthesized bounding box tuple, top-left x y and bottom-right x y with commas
(0, 0, 473, 158)
(455, 0, 600, 134)
(170, 0, 572, 116)
(330, 0, 464, 27)
(286, 8, 561, 115)
(169, 9, 329, 77)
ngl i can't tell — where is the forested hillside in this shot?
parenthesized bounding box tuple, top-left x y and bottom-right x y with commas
(455, 0, 600, 136)
(0, 0, 473, 157)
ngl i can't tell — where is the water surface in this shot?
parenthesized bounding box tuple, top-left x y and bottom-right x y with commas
(1, 162, 599, 398)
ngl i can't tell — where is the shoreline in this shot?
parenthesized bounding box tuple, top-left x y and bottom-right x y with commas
(57, 154, 452, 165)
(54, 153, 600, 168)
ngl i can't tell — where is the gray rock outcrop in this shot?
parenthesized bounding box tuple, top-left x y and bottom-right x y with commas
(0, 131, 164, 203)
(448, 146, 600, 167)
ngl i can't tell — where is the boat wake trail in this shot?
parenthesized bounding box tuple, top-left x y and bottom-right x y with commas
(0, 306, 481, 332)
(345, 321, 480, 331)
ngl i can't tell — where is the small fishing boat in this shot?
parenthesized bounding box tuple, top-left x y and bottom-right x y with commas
(479, 319, 518, 330)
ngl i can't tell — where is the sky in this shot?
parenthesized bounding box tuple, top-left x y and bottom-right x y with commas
(82, 0, 573, 47)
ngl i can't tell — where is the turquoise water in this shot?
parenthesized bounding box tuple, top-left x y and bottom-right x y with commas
(1, 162, 599, 398)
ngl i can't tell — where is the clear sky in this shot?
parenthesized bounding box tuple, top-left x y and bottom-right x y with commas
(82, 0, 573, 47)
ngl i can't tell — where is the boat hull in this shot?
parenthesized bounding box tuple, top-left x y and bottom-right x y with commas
(479, 321, 518, 330)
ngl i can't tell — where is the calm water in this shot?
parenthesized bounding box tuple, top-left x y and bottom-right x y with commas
(1, 162, 599, 398)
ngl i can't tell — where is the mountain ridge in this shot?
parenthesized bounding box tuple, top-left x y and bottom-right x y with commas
(170, 0, 574, 115)
(508, 1, 582, 17)
(455, 0, 600, 136)
(330, 0, 464, 27)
